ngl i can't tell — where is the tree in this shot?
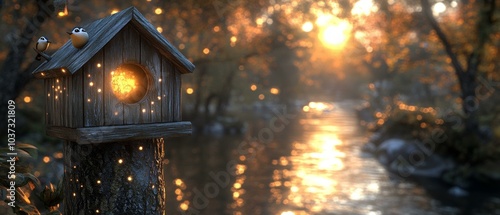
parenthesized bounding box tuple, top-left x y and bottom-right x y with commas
(420, 0, 498, 137)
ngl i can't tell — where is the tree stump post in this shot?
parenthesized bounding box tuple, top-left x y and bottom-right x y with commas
(63, 139, 166, 214)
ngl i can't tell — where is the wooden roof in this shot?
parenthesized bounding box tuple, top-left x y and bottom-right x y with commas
(32, 6, 195, 78)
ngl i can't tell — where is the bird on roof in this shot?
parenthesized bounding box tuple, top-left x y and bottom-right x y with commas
(67, 27, 89, 49)
(35, 36, 51, 61)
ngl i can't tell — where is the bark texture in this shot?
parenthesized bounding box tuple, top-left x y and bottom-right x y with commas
(63, 138, 165, 214)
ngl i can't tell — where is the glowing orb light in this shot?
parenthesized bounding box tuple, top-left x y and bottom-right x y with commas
(111, 64, 148, 103)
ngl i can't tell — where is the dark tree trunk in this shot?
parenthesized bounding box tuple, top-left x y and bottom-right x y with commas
(459, 68, 479, 132)
(215, 66, 237, 116)
(204, 93, 218, 122)
(63, 139, 165, 214)
(421, 0, 495, 136)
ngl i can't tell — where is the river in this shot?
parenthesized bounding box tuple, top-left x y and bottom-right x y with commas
(163, 101, 500, 215)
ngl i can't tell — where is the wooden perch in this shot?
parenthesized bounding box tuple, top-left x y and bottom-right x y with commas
(33, 47, 52, 61)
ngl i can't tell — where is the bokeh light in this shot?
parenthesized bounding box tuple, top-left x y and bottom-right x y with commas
(23, 96, 32, 103)
(301, 21, 314, 32)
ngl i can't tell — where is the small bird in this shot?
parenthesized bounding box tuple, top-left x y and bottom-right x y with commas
(67, 27, 89, 49)
(35, 36, 50, 61)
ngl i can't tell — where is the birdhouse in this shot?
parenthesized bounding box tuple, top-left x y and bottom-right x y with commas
(33, 6, 194, 144)
(32, 7, 194, 214)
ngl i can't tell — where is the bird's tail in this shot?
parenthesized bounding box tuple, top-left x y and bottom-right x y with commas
(36, 54, 41, 61)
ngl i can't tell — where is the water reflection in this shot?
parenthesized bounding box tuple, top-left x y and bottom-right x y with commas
(164, 102, 500, 215)
(270, 106, 389, 215)
(285, 133, 345, 213)
(230, 163, 246, 214)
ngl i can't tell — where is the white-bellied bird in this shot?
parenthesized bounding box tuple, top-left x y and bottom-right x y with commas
(67, 27, 89, 49)
(35, 36, 50, 61)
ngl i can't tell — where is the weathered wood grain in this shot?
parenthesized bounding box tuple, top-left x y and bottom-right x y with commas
(62, 76, 69, 127)
(122, 25, 141, 63)
(138, 41, 151, 123)
(47, 121, 192, 144)
(173, 68, 182, 121)
(47, 126, 76, 141)
(70, 69, 83, 128)
(45, 79, 52, 125)
(83, 51, 104, 127)
(32, 6, 194, 79)
(50, 78, 56, 125)
(104, 31, 124, 125)
(140, 36, 164, 123)
(123, 25, 142, 125)
(53, 78, 62, 126)
(161, 58, 173, 122)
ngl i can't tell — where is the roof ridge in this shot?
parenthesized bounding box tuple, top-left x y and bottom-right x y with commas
(32, 6, 194, 79)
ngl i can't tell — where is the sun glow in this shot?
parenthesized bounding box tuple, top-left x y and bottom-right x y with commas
(313, 12, 352, 49)
(316, 14, 333, 27)
(319, 19, 352, 48)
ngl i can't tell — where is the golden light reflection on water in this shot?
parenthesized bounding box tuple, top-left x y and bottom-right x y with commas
(230, 162, 247, 214)
(173, 178, 189, 211)
(269, 110, 378, 214)
(166, 103, 475, 214)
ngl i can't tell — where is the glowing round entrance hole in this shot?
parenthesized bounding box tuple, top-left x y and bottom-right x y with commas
(111, 63, 149, 104)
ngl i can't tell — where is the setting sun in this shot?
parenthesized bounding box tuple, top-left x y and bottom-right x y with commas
(319, 20, 352, 48)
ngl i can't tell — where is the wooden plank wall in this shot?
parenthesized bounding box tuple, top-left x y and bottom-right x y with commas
(173, 68, 181, 122)
(123, 25, 142, 124)
(83, 51, 105, 127)
(161, 59, 173, 122)
(98, 24, 179, 125)
(104, 29, 125, 125)
(62, 76, 69, 127)
(71, 69, 84, 128)
(45, 70, 83, 128)
(53, 78, 61, 126)
(140, 32, 162, 123)
(45, 79, 52, 126)
(46, 76, 71, 127)
(46, 24, 186, 128)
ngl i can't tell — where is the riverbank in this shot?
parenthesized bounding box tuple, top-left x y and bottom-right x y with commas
(357, 104, 500, 213)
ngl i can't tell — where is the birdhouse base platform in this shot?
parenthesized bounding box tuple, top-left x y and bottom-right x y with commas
(46, 121, 191, 144)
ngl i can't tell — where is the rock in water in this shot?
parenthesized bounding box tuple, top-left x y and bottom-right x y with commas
(448, 186, 468, 197)
(377, 138, 455, 178)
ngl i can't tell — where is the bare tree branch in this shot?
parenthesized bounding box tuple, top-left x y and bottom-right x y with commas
(420, 0, 464, 75)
